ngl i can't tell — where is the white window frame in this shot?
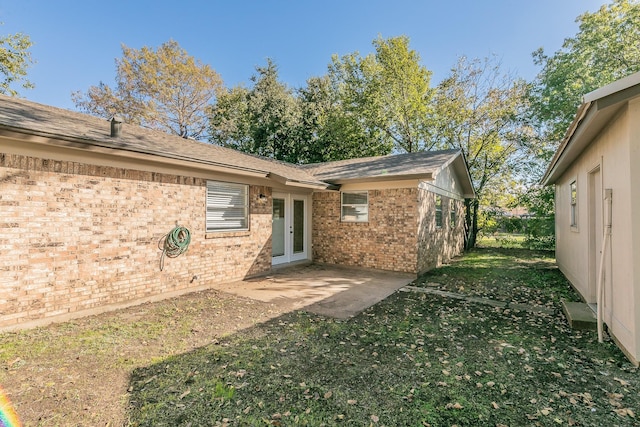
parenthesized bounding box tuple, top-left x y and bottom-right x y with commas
(341, 191, 369, 223)
(570, 180, 577, 228)
(450, 199, 456, 228)
(435, 195, 443, 228)
(206, 180, 249, 232)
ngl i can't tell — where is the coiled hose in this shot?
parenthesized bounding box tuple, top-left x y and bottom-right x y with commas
(159, 225, 191, 271)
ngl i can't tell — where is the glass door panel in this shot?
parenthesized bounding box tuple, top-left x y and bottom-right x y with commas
(272, 198, 285, 258)
(293, 199, 305, 254)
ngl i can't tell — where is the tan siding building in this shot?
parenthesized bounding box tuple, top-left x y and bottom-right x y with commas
(543, 72, 640, 365)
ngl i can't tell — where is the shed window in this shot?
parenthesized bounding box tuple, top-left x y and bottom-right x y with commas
(206, 181, 249, 232)
(435, 195, 443, 228)
(341, 192, 368, 222)
(570, 180, 577, 227)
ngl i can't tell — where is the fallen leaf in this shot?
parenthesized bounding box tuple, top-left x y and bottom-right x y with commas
(324, 391, 333, 399)
(445, 402, 463, 409)
(347, 399, 357, 405)
(371, 414, 379, 423)
(614, 377, 630, 386)
(492, 402, 499, 409)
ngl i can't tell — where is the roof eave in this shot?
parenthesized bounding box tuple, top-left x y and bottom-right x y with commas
(267, 172, 330, 190)
(0, 126, 272, 179)
(324, 172, 433, 185)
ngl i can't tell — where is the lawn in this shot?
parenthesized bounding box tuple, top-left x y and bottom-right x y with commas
(126, 248, 638, 426)
(1, 248, 638, 426)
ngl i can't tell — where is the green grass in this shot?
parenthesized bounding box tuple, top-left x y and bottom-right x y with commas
(126, 248, 638, 426)
(477, 233, 527, 249)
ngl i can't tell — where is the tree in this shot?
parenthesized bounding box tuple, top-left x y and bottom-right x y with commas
(209, 59, 301, 163)
(530, 0, 640, 143)
(73, 40, 223, 140)
(297, 75, 392, 163)
(328, 35, 434, 153)
(522, 0, 640, 249)
(429, 56, 530, 248)
(0, 29, 34, 96)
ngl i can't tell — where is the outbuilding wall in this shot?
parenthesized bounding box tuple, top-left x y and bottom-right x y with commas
(0, 152, 272, 330)
(553, 101, 638, 364)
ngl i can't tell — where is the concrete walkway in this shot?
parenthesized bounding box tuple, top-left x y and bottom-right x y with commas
(212, 264, 558, 320)
(211, 263, 415, 319)
(399, 285, 556, 314)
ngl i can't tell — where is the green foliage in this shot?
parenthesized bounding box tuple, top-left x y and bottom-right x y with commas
(0, 27, 34, 96)
(517, 184, 555, 251)
(429, 56, 531, 247)
(209, 59, 302, 163)
(297, 75, 391, 163)
(73, 40, 223, 140)
(328, 35, 434, 153)
(530, 0, 640, 142)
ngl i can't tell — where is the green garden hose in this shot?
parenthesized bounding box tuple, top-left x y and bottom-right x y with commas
(159, 225, 191, 271)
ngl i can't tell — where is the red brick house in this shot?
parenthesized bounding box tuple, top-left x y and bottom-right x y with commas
(0, 95, 474, 329)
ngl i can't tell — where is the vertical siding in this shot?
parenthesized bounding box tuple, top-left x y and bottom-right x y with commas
(0, 152, 272, 329)
(554, 103, 637, 363)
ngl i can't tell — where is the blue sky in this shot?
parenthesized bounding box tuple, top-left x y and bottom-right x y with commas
(1, 0, 609, 110)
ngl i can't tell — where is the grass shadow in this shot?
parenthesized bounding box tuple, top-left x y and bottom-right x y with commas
(126, 249, 638, 426)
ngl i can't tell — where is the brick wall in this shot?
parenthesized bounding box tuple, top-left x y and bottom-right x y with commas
(416, 189, 466, 274)
(0, 152, 272, 329)
(312, 188, 419, 273)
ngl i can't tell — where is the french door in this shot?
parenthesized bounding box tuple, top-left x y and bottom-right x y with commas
(272, 193, 308, 265)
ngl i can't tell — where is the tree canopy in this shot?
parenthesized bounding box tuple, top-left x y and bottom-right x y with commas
(0, 28, 34, 96)
(328, 35, 433, 153)
(530, 0, 640, 143)
(73, 40, 223, 140)
(428, 56, 530, 247)
(209, 59, 302, 163)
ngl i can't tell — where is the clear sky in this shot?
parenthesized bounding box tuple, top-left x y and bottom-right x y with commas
(1, 0, 610, 110)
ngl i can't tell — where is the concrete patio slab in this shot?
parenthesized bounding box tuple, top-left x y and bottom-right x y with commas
(210, 263, 415, 319)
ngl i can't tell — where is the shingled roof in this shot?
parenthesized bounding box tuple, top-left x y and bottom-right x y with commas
(302, 149, 461, 182)
(0, 95, 326, 189)
(0, 94, 474, 197)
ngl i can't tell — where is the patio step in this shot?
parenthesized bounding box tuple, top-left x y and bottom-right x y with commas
(562, 301, 597, 331)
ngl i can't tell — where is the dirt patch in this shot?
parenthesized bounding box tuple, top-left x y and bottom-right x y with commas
(0, 288, 294, 426)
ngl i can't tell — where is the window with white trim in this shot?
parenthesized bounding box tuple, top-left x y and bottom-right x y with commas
(570, 180, 577, 227)
(435, 195, 443, 228)
(341, 191, 368, 222)
(450, 199, 456, 228)
(206, 181, 249, 232)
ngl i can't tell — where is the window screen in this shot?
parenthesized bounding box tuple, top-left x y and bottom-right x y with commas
(341, 192, 368, 222)
(206, 181, 249, 232)
(435, 195, 443, 228)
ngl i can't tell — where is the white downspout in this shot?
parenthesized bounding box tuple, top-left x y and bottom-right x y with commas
(597, 188, 613, 343)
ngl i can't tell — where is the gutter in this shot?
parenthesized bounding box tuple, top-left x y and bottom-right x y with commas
(0, 125, 270, 179)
